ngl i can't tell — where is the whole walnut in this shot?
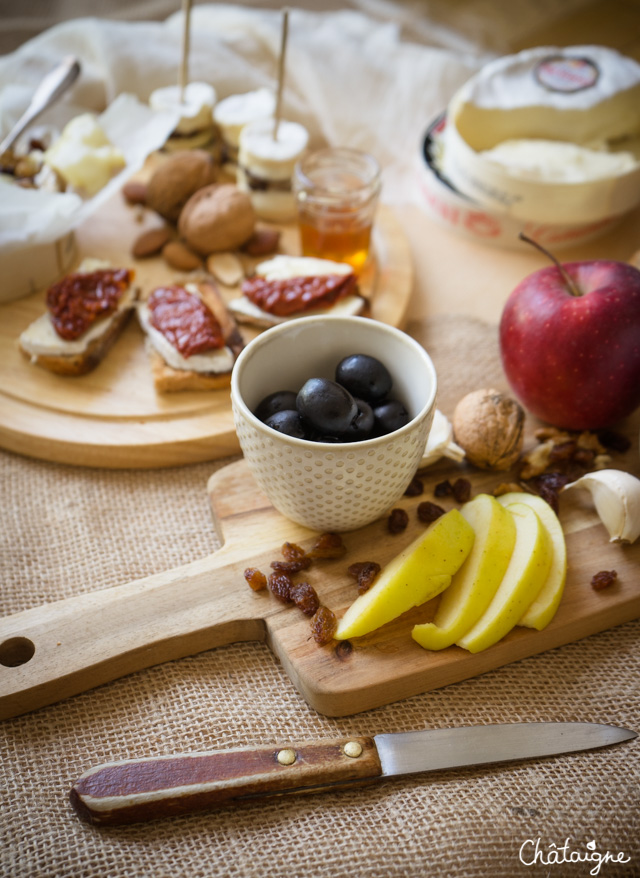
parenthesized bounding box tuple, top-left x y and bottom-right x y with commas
(145, 150, 218, 222)
(178, 183, 255, 255)
(453, 388, 525, 470)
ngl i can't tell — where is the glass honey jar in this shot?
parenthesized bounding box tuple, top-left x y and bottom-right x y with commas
(293, 147, 381, 273)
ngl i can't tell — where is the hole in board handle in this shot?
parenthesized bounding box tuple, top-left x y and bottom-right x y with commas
(0, 637, 36, 667)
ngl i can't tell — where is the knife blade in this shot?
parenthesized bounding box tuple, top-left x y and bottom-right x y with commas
(69, 722, 635, 826)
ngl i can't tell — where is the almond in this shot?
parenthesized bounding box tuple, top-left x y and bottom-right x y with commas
(131, 226, 173, 259)
(122, 180, 148, 205)
(206, 252, 244, 286)
(162, 240, 203, 271)
(241, 227, 281, 257)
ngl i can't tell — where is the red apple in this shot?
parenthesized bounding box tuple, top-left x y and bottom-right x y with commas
(499, 242, 640, 430)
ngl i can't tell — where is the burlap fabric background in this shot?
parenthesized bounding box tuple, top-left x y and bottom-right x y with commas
(1, 314, 638, 878)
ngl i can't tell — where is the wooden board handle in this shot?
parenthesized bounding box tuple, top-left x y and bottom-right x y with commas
(0, 547, 266, 720)
(70, 737, 382, 825)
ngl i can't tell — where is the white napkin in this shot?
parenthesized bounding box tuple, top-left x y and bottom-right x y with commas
(0, 4, 492, 213)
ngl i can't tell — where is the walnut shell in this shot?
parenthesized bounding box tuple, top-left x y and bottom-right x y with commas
(178, 183, 255, 255)
(452, 388, 525, 471)
(145, 150, 218, 222)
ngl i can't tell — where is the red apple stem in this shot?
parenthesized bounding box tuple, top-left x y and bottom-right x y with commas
(519, 232, 582, 297)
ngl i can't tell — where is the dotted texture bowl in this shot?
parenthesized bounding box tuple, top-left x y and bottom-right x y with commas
(231, 315, 437, 532)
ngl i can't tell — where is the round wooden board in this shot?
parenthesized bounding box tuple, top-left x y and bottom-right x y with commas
(0, 192, 413, 469)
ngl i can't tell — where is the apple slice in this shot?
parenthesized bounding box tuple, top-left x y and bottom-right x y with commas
(334, 509, 474, 640)
(411, 494, 516, 650)
(496, 491, 567, 630)
(456, 502, 552, 653)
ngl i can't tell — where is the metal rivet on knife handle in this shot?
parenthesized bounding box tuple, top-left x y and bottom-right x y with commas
(276, 748, 297, 765)
(343, 741, 363, 758)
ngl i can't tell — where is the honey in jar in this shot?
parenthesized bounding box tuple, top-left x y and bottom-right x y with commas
(293, 148, 381, 273)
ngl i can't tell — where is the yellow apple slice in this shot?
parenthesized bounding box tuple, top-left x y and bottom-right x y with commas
(496, 491, 567, 630)
(335, 509, 474, 640)
(411, 494, 516, 650)
(456, 502, 552, 653)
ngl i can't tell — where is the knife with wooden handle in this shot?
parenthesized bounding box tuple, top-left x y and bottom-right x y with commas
(70, 722, 636, 826)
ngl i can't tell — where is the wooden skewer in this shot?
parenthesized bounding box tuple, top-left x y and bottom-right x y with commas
(179, 0, 193, 103)
(273, 7, 289, 141)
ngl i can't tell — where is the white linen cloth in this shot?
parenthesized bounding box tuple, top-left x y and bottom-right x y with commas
(0, 3, 494, 211)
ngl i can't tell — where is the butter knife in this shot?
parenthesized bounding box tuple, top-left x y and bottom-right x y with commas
(69, 722, 635, 826)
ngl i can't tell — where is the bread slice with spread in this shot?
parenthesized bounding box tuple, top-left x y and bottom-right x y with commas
(137, 279, 244, 392)
(229, 255, 366, 327)
(19, 258, 138, 375)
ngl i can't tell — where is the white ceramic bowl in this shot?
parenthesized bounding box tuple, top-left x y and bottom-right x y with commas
(231, 315, 437, 532)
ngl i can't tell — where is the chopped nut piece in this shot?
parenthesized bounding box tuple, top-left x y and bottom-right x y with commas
(290, 582, 320, 616)
(596, 430, 631, 453)
(591, 570, 618, 591)
(310, 606, 338, 645)
(307, 533, 346, 559)
(243, 567, 267, 591)
(417, 501, 445, 523)
(268, 571, 294, 603)
(520, 441, 554, 479)
(387, 508, 409, 534)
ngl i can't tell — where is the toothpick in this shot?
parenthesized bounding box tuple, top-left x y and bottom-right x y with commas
(273, 7, 289, 141)
(179, 0, 193, 103)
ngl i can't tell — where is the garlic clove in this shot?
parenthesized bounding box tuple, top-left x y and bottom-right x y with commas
(206, 252, 244, 287)
(419, 409, 466, 468)
(562, 469, 640, 544)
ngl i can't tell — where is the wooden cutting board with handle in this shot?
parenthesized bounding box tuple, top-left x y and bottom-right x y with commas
(1, 434, 639, 721)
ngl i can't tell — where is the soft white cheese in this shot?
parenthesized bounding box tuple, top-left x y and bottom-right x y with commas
(149, 83, 217, 135)
(213, 88, 275, 149)
(480, 138, 638, 182)
(255, 255, 354, 281)
(43, 113, 125, 196)
(137, 289, 234, 374)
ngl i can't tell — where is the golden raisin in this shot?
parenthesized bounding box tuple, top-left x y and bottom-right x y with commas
(310, 606, 338, 645)
(347, 561, 381, 595)
(243, 567, 267, 592)
(268, 571, 294, 603)
(290, 582, 320, 617)
(307, 533, 346, 559)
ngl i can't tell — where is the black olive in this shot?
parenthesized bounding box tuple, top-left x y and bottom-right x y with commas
(254, 390, 299, 422)
(264, 410, 306, 439)
(341, 398, 375, 442)
(373, 399, 410, 434)
(296, 377, 358, 434)
(335, 354, 392, 403)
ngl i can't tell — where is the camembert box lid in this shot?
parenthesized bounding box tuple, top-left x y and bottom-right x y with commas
(441, 45, 640, 225)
